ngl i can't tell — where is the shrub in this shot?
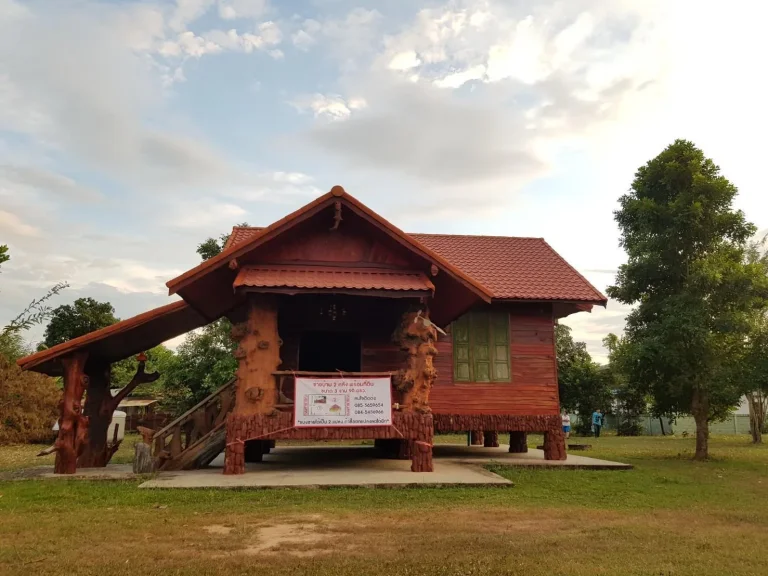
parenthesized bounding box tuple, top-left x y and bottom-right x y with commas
(0, 355, 60, 444)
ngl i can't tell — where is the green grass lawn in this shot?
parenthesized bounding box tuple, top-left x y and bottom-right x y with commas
(0, 435, 766, 576)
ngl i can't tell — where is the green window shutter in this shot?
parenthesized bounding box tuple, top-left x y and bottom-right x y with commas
(452, 310, 511, 383)
(471, 312, 491, 382)
(453, 315, 471, 381)
(490, 312, 510, 381)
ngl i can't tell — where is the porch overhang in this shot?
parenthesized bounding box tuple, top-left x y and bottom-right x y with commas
(233, 265, 435, 298)
(17, 300, 208, 376)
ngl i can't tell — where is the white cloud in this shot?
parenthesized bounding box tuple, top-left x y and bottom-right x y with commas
(175, 31, 223, 57)
(290, 93, 367, 121)
(218, 0, 269, 21)
(292, 29, 316, 51)
(433, 64, 486, 88)
(388, 51, 421, 71)
(169, 0, 215, 32)
(0, 210, 40, 237)
(171, 201, 248, 229)
(0, 164, 101, 201)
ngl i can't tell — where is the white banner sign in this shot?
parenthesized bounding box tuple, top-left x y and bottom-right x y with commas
(294, 377, 392, 428)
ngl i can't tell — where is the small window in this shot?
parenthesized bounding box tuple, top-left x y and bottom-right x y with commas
(452, 310, 510, 382)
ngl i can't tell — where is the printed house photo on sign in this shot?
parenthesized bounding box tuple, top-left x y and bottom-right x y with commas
(307, 395, 347, 416)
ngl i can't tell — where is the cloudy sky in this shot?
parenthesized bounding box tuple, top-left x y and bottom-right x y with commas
(1, 0, 765, 360)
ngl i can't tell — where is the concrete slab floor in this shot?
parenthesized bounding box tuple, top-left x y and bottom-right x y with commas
(138, 444, 631, 490)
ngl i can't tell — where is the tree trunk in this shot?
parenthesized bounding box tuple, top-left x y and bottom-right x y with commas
(746, 391, 764, 444)
(230, 295, 282, 417)
(691, 388, 709, 460)
(78, 364, 111, 468)
(78, 356, 160, 468)
(392, 310, 438, 413)
(54, 352, 89, 474)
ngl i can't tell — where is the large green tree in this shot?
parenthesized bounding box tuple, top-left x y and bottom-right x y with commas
(43, 297, 118, 348)
(608, 139, 768, 459)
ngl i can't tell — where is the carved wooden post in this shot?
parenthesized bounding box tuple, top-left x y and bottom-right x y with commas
(55, 352, 89, 474)
(393, 309, 437, 472)
(509, 431, 528, 453)
(225, 295, 281, 475)
(543, 429, 567, 460)
(78, 354, 159, 468)
(483, 431, 499, 447)
(78, 362, 111, 468)
(470, 430, 484, 445)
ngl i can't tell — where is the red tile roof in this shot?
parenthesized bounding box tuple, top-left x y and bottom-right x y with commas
(410, 234, 606, 302)
(227, 228, 606, 303)
(234, 265, 435, 293)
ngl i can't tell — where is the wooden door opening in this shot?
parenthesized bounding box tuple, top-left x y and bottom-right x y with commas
(298, 331, 362, 372)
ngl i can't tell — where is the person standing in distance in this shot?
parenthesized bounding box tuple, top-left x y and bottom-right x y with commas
(561, 410, 571, 439)
(592, 409, 604, 438)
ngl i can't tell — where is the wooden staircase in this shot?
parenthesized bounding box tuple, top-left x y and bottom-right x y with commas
(152, 378, 236, 471)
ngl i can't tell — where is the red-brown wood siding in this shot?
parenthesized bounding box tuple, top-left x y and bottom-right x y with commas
(430, 304, 560, 416)
(276, 299, 559, 417)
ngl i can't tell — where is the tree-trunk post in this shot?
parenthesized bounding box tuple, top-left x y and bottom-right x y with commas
(483, 431, 499, 447)
(225, 295, 282, 475)
(78, 354, 159, 468)
(543, 429, 566, 460)
(393, 309, 437, 472)
(54, 352, 89, 474)
(469, 430, 484, 445)
(508, 431, 528, 453)
(77, 363, 111, 468)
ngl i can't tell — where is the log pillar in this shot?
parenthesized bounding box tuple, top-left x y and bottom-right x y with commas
(483, 431, 499, 448)
(470, 430, 484, 445)
(55, 352, 89, 474)
(410, 414, 434, 472)
(508, 431, 528, 453)
(78, 354, 159, 468)
(225, 295, 281, 475)
(392, 309, 437, 472)
(543, 429, 567, 461)
(393, 310, 438, 414)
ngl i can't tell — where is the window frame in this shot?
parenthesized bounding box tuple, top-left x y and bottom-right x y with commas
(452, 309, 511, 383)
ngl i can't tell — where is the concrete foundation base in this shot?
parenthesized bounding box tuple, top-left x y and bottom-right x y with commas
(137, 444, 631, 489)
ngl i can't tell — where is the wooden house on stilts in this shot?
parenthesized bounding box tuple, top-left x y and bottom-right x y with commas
(17, 186, 606, 475)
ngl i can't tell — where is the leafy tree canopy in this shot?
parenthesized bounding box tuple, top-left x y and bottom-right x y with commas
(607, 139, 768, 458)
(111, 345, 177, 397)
(160, 319, 237, 415)
(43, 297, 118, 348)
(0, 244, 8, 268)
